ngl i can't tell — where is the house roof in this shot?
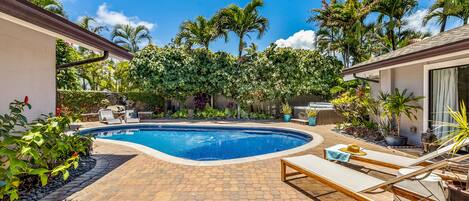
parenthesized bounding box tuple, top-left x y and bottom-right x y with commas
(343, 24, 469, 75)
(0, 0, 133, 60)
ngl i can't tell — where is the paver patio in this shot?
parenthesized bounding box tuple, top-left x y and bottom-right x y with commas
(62, 121, 416, 201)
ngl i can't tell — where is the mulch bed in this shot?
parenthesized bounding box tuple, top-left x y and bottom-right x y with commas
(18, 157, 96, 201)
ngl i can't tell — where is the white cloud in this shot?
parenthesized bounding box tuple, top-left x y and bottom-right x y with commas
(403, 9, 439, 35)
(275, 30, 316, 50)
(94, 3, 155, 30)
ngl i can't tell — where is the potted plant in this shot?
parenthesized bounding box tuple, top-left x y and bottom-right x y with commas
(306, 108, 318, 126)
(441, 101, 469, 200)
(379, 89, 423, 146)
(282, 103, 292, 122)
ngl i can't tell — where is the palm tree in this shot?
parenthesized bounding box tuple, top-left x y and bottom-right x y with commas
(452, 3, 469, 25)
(111, 24, 152, 53)
(309, 0, 377, 67)
(30, 0, 66, 17)
(373, 0, 418, 51)
(78, 16, 108, 35)
(174, 16, 227, 50)
(217, 0, 268, 59)
(381, 89, 424, 137)
(424, 0, 454, 33)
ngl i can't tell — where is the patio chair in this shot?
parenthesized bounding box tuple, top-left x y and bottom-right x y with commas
(281, 154, 469, 201)
(324, 140, 469, 169)
(98, 109, 121, 125)
(124, 110, 140, 123)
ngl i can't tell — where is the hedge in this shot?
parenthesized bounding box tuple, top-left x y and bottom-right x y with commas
(57, 90, 164, 114)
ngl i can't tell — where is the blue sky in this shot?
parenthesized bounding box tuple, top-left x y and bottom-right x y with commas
(61, 0, 464, 55)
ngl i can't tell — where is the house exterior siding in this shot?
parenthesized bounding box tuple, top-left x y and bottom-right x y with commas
(0, 18, 56, 121)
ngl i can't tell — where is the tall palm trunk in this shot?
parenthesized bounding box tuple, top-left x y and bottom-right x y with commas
(440, 16, 447, 33)
(238, 35, 244, 59)
(236, 34, 245, 119)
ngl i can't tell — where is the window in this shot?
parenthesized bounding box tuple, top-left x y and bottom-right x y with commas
(429, 65, 469, 138)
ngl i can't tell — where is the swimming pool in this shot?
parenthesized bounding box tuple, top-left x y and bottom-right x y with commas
(81, 125, 313, 162)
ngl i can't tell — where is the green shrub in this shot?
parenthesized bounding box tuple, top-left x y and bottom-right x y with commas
(57, 90, 164, 115)
(171, 109, 188, 119)
(195, 106, 226, 119)
(0, 99, 94, 200)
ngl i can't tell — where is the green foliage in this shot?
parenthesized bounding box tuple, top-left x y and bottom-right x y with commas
(195, 106, 227, 119)
(121, 92, 165, 111)
(171, 109, 188, 119)
(57, 90, 164, 115)
(260, 46, 343, 101)
(111, 24, 152, 53)
(57, 90, 107, 114)
(0, 99, 93, 200)
(379, 89, 424, 136)
(306, 108, 318, 118)
(281, 103, 292, 115)
(56, 40, 81, 90)
(131, 44, 341, 108)
(331, 89, 371, 126)
(442, 101, 469, 154)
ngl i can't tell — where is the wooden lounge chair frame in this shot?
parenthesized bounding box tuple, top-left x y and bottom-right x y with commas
(281, 154, 469, 201)
(322, 141, 469, 170)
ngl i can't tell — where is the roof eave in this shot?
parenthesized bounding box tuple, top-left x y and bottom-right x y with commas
(343, 38, 469, 75)
(0, 0, 133, 60)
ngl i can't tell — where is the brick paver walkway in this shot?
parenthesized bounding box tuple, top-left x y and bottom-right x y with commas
(62, 121, 414, 201)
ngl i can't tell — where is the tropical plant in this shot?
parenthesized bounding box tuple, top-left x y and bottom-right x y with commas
(281, 103, 292, 115)
(0, 98, 93, 200)
(309, 0, 377, 67)
(306, 108, 318, 118)
(216, 0, 268, 59)
(441, 101, 469, 154)
(373, 0, 420, 51)
(30, 0, 66, 17)
(78, 16, 108, 35)
(195, 106, 227, 119)
(424, 0, 455, 33)
(111, 24, 152, 53)
(380, 88, 424, 136)
(174, 16, 227, 50)
(171, 109, 189, 119)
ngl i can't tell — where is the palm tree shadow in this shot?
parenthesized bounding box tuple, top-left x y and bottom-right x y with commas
(42, 154, 137, 200)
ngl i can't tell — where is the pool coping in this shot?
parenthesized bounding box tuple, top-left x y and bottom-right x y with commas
(83, 123, 324, 166)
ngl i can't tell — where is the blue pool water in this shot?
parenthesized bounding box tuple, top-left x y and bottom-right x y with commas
(81, 125, 311, 161)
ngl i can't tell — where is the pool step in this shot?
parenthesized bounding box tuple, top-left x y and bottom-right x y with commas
(291, 118, 308, 125)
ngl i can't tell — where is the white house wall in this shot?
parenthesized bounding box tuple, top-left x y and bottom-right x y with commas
(391, 64, 424, 145)
(0, 18, 56, 121)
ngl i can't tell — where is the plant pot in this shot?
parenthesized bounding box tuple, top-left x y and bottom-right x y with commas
(308, 117, 317, 126)
(283, 114, 291, 122)
(448, 183, 469, 201)
(384, 135, 407, 146)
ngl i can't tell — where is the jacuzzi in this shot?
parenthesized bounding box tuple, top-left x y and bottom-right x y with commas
(293, 102, 342, 125)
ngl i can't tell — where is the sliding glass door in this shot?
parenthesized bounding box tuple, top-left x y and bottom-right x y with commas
(430, 65, 469, 138)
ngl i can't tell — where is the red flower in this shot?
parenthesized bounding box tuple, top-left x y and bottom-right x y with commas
(24, 96, 29, 105)
(56, 107, 62, 116)
(72, 152, 78, 157)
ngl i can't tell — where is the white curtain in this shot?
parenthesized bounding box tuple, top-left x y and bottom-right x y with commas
(432, 68, 458, 138)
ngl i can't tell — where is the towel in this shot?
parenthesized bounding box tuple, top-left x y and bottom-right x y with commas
(325, 144, 351, 162)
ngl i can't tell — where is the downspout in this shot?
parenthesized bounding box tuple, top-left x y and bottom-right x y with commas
(56, 51, 109, 70)
(353, 73, 379, 83)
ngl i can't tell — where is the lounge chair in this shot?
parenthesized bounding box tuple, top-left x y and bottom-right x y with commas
(98, 109, 121, 125)
(124, 110, 140, 123)
(324, 140, 469, 169)
(281, 154, 468, 201)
